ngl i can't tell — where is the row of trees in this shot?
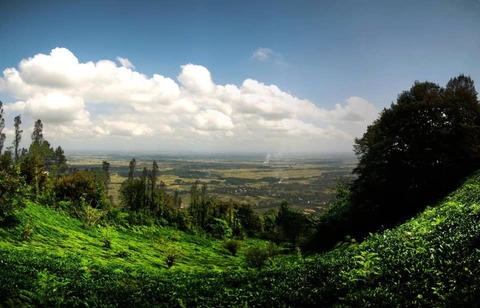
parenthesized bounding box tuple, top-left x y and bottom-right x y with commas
(119, 158, 312, 243)
(0, 103, 106, 222)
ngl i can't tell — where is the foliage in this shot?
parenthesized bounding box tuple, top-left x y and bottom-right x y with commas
(13, 114, 22, 162)
(276, 201, 311, 246)
(304, 180, 355, 252)
(313, 75, 480, 251)
(0, 166, 28, 221)
(55, 170, 109, 209)
(244, 242, 278, 269)
(206, 217, 232, 239)
(74, 197, 106, 228)
(1, 173, 480, 306)
(235, 203, 262, 236)
(222, 239, 241, 256)
(0, 100, 5, 154)
(0, 150, 13, 170)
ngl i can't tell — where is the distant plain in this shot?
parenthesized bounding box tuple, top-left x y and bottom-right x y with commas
(68, 153, 357, 213)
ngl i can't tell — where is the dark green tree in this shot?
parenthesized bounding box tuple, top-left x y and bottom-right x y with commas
(276, 201, 309, 246)
(0, 101, 6, 154)
(188, 181, 200, 225)
(102, 161, 110, 185)
(236, 203, 262, 236)
(150, 161, 159, 205)
(31, 119, 44, 146)
(141, 167, 148, 209)
(311, 75, 480, 252)
(54, 146, 68, 174)
(13, 115, 22, 162)
(128, 158, 136, 181)
(0, 150, 14, 171)
(0, 166, 28, 222)
(56, 170, 108, 209)
(352, 75, 480, 221)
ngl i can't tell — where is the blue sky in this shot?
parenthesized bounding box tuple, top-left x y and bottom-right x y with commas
(0, 0, 479, 153)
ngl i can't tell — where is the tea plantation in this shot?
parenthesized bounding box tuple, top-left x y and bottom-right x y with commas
(1, 173, 480, 306)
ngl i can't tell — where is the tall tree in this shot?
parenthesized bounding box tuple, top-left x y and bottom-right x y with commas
(311, 75, 480, 252)
(55, 146, 68, 174)
(141, 167, 148, 209)
(102, 161, 110, 185)
(150, 161, 159, 205)
(352, 75, 480, 220)
(0, 101, 6, 154)
(128, 158, 136, 181)
(13, 115, 22, 162)
(189, 181, 200, 225)
(31, 119, 44, 146)
(276, 201, 308, 245)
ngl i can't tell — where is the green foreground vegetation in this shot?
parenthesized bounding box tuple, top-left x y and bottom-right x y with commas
(1, 172, 479, 306)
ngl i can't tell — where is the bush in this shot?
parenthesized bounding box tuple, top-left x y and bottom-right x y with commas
(245, 243, 278, 268)
(222, 239, 241, 256)
(0, 168, 28, 222)
(74, 197, 106, 228)
(206, 218, 232, 239)
(55, 170, 109, 209)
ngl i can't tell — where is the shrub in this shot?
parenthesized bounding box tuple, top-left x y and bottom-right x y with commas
(206, 218, 232, 239)
(74, 197, 106, 228)
(166, 254, 176, 268)
(222, 239, 241, 256)
(0, 168, 28, 222)
(55, 170, 109, 209)
(245, 243, 278, 268)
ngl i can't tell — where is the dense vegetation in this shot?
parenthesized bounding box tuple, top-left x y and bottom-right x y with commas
(1, 74, 480, 306)
(309, 75, 480, 252)
(1, 169, 479, 306)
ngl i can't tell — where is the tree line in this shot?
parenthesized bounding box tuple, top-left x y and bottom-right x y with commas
(119, 157, 311, 243)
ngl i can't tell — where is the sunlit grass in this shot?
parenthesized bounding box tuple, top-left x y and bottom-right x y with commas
(0, 202, 268, 275)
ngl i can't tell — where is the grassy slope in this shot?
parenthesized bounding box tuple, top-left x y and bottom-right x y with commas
(0, 203, 269, 275)
(1, 173, 480, 306)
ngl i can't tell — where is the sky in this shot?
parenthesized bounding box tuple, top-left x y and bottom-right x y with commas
(0, 0, 479, 154)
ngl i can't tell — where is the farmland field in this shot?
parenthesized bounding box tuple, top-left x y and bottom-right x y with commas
(68, 152, 357, 214)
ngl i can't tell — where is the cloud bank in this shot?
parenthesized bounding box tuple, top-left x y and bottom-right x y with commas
(0, 47, 378, 153)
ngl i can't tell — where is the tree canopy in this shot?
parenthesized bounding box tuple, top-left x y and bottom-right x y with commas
(352, 75, 480, 221)
(310, 74, 480, 251)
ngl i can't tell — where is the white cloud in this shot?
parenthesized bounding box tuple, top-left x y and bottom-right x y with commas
(102, 120, 154, 136)
(24, 92, 87, 123)
(328, 97, 378, 122)
(252, 47, 275, 61)
(178, 64, 215, 94)
(116, 57, 135, 69)
(0, 47, 379, 152)
(251, 47, 286, 65)
(193, 110, 234, 131)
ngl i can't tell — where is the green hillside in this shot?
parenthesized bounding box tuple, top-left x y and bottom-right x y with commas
(1, 173, 480, 306)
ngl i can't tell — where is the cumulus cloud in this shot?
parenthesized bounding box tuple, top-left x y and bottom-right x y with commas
(24, 92, 87, 123)
(116, 57, 135, 69)
(178, 64, 215, 94)
(101, 120, 154, 136)
(0, 47, 379, 152)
